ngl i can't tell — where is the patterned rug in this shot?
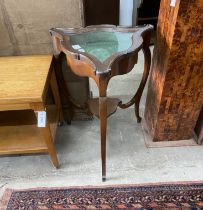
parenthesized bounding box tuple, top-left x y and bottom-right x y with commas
(1, 182, 203, 209)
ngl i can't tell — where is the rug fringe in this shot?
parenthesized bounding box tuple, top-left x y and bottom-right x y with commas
(3, 180, 203, 192)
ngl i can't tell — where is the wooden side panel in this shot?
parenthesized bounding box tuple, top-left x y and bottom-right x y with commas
(145, 0, 203, 141)
(144, 0, 180, 139)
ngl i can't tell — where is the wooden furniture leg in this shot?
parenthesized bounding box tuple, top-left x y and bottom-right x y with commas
(32, 102, 59, 168)
(50, 68, 64, 124)
(134, 45, 151, 123)
(118, 44, 151, 123)
(99, 97, 107, 181)
(98, 78, 108, 181)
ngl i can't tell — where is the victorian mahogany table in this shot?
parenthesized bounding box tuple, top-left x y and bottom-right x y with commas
(50, 25, 153, 180)
(0, 55, 63, 168)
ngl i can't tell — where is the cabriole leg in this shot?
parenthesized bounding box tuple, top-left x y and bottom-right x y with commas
(134, 46, 151, 123)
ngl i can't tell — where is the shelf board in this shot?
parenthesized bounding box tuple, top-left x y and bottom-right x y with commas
(87, 98, 121, 118)
(0, 125, 47, 155)
(0, 105, 58, 155)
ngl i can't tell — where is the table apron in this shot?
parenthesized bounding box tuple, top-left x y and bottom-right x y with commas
(0, 103, 31, 112)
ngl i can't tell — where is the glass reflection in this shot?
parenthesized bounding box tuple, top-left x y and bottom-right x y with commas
(70, 31, 133, 62)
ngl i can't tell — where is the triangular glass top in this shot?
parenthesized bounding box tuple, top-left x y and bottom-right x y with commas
(70, 31, 134, 62)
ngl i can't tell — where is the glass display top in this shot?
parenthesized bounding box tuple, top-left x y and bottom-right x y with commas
(70, 31, 134, 62)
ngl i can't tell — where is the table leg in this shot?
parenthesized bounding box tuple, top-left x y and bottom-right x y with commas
(98, 77, 109, 181)
(117, 46, 151, 123)
(50, 68, 64, 124)
(99, 97, 107, 182)
(134, 46, 151, 123)
(32, 102, 59, 168)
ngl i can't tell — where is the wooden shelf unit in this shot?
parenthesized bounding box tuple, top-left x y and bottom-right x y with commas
(0, 55, 64, 168)
(0, 105, 58, 155)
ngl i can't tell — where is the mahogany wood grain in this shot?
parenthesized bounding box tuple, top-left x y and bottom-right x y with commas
(50, 25, 153, 180)
(87, 98, 120, 118)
